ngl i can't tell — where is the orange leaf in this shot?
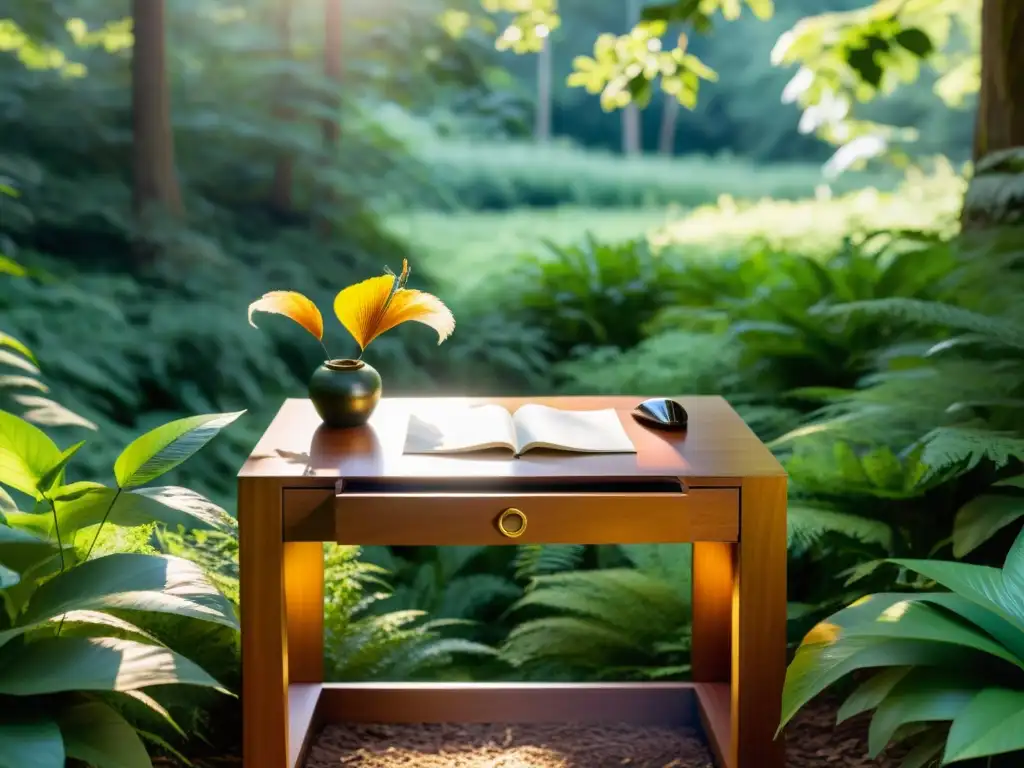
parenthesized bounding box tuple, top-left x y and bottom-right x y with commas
(377, 289, 455, 345)
(333, 275, 395, 350)
(248, 291, 324, 341)
(333, 268, 454, 351)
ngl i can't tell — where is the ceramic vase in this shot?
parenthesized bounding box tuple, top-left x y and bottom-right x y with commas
(308, 359, 382, 428)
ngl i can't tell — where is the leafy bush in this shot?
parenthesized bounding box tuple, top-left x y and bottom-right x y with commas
(781, 520, 1024, 767)
(322, 544, 499, 681)
(501, 544, 693, 681)
(0, 408, 240, 766)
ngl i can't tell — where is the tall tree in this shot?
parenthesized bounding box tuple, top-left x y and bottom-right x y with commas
(535, 33, 552, 143)
(270, 0, 295, 214)
(658, 90, 680, 155)
(132, 0, 183, 219)
(323, 0, 342, 151)
(621, 0, 642, 156)
(973, 0, 1024, 162)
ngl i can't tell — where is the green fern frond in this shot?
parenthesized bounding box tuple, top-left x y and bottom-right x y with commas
(918, 427, 1024, 481)
(823, 299, 1024, 348)
(513, 569, 690, 641)
(787, 504, 894, 557)
(513, 544, 584, 580)
(435, 574, 522, 619)
(501, 617, 646, 668)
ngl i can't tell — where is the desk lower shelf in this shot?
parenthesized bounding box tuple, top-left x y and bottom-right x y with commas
(288, 681, 731, 768)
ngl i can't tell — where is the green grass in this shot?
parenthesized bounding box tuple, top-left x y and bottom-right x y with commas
(407, 140, 900, 211)
(393, 162, 965, 299)
(387, 206, 680, 296)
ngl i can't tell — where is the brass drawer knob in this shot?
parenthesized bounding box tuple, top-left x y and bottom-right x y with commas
(497, 507, 527, 538)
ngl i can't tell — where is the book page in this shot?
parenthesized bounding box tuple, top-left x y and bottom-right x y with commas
(513, 405, 636, 455)
(403, 404, 517, 454)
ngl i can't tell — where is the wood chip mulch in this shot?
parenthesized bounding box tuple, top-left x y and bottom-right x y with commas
(304, 698, 905, 768)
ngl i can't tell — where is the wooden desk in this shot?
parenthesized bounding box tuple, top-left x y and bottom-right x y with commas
(238, 396, 786, 768)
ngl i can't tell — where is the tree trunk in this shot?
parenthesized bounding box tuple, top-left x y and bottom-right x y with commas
(658, 94, 680, 155)
(535, 36, 552, 143)
(621, 0, 642, 156)
(317, 0, 342, 234)
(323, 0, 342, 151)
(962, 0, 1024, 228)
(132, 0, 182, 219)
(270, 0, 294, 214)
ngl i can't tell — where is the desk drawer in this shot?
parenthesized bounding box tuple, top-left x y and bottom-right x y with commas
(317, 488, 738, 545)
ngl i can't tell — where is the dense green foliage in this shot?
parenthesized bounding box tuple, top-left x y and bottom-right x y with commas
(3, 0, 1019, 764)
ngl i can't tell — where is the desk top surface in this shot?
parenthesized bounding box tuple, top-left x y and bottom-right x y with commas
(239, 396, 784, 486)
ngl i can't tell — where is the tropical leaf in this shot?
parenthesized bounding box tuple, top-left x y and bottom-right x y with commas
(113, 411, 244, 489)
(46, 482, 232, 537)
(0, 609, 161, 651)
(0, 636, 227, 694)
(0, 523, 59, 572)
(333, 261, 454, 350)
(944, 688, 1024, 763)
(0, 375, 48, 392)
(836, 666, 912, 723)
(0, 718, 64, 768)
(780, 639, 972, 729)
(37, 439, 85, 494)
(866, 669, 978, 757)
(953, 495, 1024, 559)
(0, 410, 61, 497)
(247, 290, 324, 341)
(18, 552, 238, 629)
(891, 558, 1024, 630)
(58, 701, 153, 768)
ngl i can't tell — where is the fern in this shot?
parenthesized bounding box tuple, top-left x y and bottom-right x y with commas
(917, 427, 1024, 482)
(823, 299, 1024, 349)
(501, 568, 691, 680)
(513, 544, 584, 580)
(787, 504, 893, 557)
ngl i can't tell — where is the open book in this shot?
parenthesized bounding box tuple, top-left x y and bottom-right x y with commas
(403, 404, 636, 457)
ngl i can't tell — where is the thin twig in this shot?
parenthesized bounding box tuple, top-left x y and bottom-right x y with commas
(84, 487, 123, 561)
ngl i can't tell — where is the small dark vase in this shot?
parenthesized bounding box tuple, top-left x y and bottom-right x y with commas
(308, 359, 382, 428)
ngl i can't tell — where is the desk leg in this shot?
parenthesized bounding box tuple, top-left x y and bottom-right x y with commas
(285, 542, 324, 682)
(733, 476, 787, 768)
(239, 478, 289, 768)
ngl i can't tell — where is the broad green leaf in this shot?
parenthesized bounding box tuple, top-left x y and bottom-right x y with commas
(899, 733, 944, 768)
(47, 482, 231, 537)
(19, 552, 238, 629)
(1003, 523, 1024, 581)
(58, 701, 153, 768)
(893, 28, 934, 58)
(122, 690, 185, 736)
(918, 592, 1024, 663)
(0, 332, 36, 365)
(780, 638, 966, 730)
(0, 609, 161, 651)
(891, 558, 1024, 631)
(0, 522, 59, 573)
(944, 688, 1024, 763)
(837, 667, 912, 723)
(0, 718, 64, 768)
(840, 600, 1024, 670)
(995, 475, 1024, 489)
(37, 440, 85, 495)
(0, 636, 227, 694)
(953, 495, 1024, 558)
(0, 562, 18, 588)
(114, 411, 244, 489)
(0, 410, 61, 497)
(867, 669, 977, 757)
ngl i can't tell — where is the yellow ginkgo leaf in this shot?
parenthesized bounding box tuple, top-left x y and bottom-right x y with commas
(248, 291, 324, 341)
(376, 289, 455, 345)
(333, 263, 454, 351)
